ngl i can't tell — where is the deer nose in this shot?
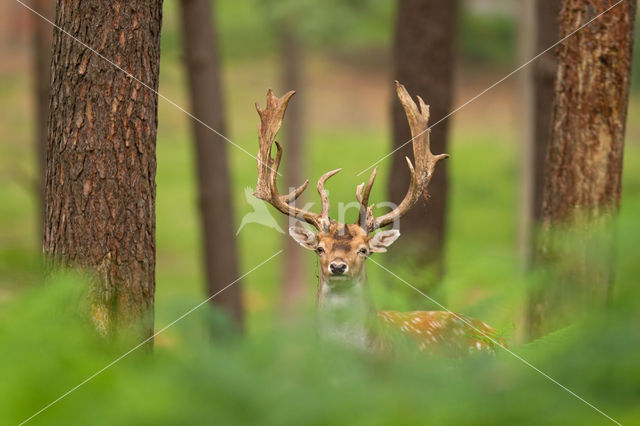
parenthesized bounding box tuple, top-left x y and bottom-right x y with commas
(329, 261, 348, 275)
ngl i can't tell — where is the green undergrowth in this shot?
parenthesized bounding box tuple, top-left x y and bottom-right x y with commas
(1, 246, 639, 426)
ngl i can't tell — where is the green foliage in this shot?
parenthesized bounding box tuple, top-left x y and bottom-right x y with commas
(1, 241, 640, 425)
(160, 0, 640, 79)
(255, 0, 392, 48)
(207, 0, 392, 61)
(459, 10, 516, 66)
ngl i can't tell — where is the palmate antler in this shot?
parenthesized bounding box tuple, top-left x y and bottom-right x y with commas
(357, 81, 449, 232)
(253, 89, 340, 232)
(254, 81, 448, 233)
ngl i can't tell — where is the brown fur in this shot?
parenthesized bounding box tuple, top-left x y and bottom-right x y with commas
(315, 223, 370, 281)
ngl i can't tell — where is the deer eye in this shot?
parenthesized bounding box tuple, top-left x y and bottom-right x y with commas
(316, 247, 324, 255)
(358, 247, 368, 255)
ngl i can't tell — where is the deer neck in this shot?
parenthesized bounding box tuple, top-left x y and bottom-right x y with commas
(316, 271, 377, 350)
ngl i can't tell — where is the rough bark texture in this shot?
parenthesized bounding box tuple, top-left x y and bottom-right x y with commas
(44, 0, 163, 339)
(179, 0, 243, 329)
(33, 0, 56, 241)
(389, 0, 457, 287)
(280, 27, 307, 316)
(527, 0, 637, 339)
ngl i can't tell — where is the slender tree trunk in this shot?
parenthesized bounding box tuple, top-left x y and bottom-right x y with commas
(519, 0, 561, 267)
(389, 0, 457, 289)
(32, 0, 55, 242)
(279, 27, 307, 317)
(44, 0, 163, 340)
(532, 0, 562, 230)
(517, 0, 535, 269)
(527, 0, 637, 339)
(179, 0, 243, 329)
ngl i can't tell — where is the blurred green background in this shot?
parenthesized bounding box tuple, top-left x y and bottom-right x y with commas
(1, 0, 639, 424)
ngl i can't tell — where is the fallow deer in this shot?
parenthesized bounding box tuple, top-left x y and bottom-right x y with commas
(253, 81, 503, 355)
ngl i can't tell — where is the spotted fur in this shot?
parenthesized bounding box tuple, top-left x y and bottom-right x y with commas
(377, 310, 505, 356)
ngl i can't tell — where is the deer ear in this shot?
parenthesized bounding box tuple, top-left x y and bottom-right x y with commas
(288, 226, 318, 250)
(369, 230, 400, 253)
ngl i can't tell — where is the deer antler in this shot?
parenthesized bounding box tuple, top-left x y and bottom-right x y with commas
(254, 89, 339, 231)
(356, 81, 449, 231)
(356, 166, 377, 230)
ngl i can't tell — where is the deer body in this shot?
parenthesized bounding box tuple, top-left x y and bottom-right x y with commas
(296, 223, 500, 354)
(254, 82, 503, 355)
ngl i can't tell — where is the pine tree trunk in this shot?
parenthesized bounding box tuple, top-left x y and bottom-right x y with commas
(179, 0, 243, 329)
(389, 0, 457, 288)
(527, 0, 637, 338)
(44, 0, 163, 340)
(280, 27, 307, 317)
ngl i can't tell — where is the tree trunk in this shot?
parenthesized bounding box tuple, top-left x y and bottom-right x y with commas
(179, 0, 243, 329)
(44, 0, 163, 340)
(279, 27, 307, 317)
(532, 0, 562, 228)
(32, 0, 55, 242)
(527, 0, 637, 339)
(519, 0, 561, 267)
(389, 0, 458, 288)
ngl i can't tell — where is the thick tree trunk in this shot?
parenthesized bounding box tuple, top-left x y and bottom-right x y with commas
(32, 0, 55, 241)
(389, 0, 457, 288)
(179, 0, 243, 329)
(527, 0, 637, 338)
(44, 0, 163, 340)
(279, 27, 307, 317)
(518, 0, 561, 266)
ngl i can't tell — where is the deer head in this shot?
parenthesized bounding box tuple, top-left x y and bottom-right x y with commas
(253, 81, 448, 287)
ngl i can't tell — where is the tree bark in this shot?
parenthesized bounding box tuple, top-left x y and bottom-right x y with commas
(389, 0, 458, 288)
(179, 0, 243, 329)
(32, 0, 56, 242)
(44, 0, 163, 340)
(519, 0, 562, 267)
(527, 0, 637, 339)
(279, 27, 307, 317)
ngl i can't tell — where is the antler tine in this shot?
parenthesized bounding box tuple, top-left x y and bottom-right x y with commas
(282, 179, 309, 203)
(317, 168, 341, 229)
(371, 81, 449, 230)
(268, 138, 310, 204)
(254, 89, 338, 231)
(356, 167, 377, 230)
